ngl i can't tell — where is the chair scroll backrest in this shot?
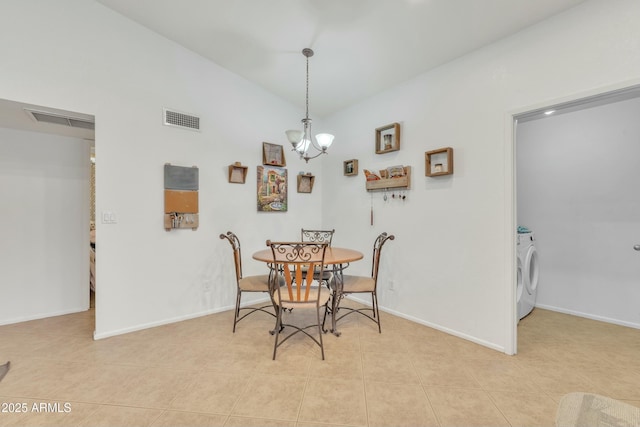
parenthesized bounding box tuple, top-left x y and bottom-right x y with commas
(301, 229, 335, 246)
(268, 241, 328, 303)
(372, 232, 395, 281)
(219, 231, 242, 281)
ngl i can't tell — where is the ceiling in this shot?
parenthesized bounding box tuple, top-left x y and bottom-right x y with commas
(14, 0, 639, 141)
(96, 0, 587, 117)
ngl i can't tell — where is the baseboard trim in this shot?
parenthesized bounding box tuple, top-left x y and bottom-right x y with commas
(535, 304, 640, 330)
(93, 305, 234, 340)
(93, 298, 274, 340)
(0, 307, 89, 326)
(347, 296, 506, 354)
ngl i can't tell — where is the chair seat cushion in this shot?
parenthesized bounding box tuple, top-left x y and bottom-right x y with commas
(335, 275, 375, 292)
(274, 286, 331, 309)
(238, 274, 270, 291)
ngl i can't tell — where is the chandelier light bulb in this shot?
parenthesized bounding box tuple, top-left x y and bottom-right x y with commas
(285, 129, 303, 148)
(297, 137, 311, 154)
(315, 133, 334, 149)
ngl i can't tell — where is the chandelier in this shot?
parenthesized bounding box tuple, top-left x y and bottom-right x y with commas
(286, 48, 334, 163)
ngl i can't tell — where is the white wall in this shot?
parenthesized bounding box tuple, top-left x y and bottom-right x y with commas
(0, 128, 90, 322)
(517, 97, 640, 328)
(0, 0, 323, 337)
(2, 0, 640, 352)
(322, 0, 640, 352)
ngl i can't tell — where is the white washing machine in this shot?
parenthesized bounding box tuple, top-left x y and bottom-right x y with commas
(517, 231, 539, 320)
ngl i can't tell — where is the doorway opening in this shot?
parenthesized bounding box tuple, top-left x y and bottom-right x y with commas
(511, 83, 640, 353)
(0, 98, 96, 332)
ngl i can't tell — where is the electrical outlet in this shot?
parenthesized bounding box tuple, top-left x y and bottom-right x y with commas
(389, 280, 395, 291)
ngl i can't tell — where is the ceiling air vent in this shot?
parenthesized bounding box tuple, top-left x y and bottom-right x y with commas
(163, 108, 200, 131)
(25, 109, 95, 130)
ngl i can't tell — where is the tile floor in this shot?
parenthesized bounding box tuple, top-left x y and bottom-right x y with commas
(1, 301, 639, 427)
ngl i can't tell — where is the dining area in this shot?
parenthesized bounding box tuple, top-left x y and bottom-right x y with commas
(220, 229, 395, 360)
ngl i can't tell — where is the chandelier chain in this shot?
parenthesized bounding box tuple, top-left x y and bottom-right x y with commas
(305, 54, 310, 121)
(285, 47, 333, 162)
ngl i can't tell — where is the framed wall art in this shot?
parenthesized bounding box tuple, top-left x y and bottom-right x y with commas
(425, 147, 454, 176)
(228, 162, 248, 184)
(163, 163, 199, 231)
(262, 142, 286, 167)
(343, 159, 358, 176)
(375, 123, 400, 154)
(297, 173, 315, 193)
(257, 165, 287, 212)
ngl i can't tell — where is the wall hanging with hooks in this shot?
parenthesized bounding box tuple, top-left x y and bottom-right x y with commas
(364, 165, 411, 191)
(164, 163, 199, 231)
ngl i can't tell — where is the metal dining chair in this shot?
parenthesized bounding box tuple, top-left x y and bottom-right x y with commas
(301, 228, 335, 285)
(301, 228, 335, 245)
(267, 241, 330, 360)
(220, 231, 276, 332)
(328, 232, 394, 333)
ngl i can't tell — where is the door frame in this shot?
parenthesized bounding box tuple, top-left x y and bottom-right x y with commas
(504, 79, 640, 355)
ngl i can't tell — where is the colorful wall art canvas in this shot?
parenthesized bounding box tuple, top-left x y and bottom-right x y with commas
(257, 166, 287, 212)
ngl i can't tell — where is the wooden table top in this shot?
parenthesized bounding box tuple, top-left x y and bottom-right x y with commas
(252, 246, 364, 264)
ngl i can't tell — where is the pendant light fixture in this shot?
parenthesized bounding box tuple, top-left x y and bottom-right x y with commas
(286, 48, 334, 163)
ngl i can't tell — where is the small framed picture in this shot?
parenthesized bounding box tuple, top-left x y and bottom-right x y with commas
(262, 142, 286, 167)
(343, 159, 358, 176)
(297, 173, 315, 193)
(375, 123, 401, 154)
(228, 162, 248, 184)
(425, 147, 454, 176)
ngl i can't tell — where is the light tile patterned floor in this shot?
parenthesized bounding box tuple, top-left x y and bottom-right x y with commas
(1, 302, 639, 426)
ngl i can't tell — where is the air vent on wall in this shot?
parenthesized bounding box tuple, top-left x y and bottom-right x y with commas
(24, 108, 95, 130)
(163, 108, 200, 131)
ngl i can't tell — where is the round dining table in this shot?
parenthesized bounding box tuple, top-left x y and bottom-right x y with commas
(252, 246, 363, 265)
(252, 246, 363, 336)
